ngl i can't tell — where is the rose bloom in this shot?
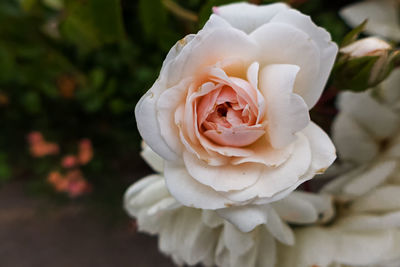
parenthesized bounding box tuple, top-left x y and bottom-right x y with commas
(135, 2, 337, 219)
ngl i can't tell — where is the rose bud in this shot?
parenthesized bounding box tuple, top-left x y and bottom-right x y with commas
(333, 37, 399, 91)
(340, 37, 391, 58)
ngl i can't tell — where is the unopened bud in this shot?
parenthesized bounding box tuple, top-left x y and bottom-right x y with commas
(340, 37, 391, 58)
(333, 37, 399, 92)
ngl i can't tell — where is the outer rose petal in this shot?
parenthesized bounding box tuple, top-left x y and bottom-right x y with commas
(350, 185, 400, 213)
(337, 91, 399, 140)
(332, 112, 378, 164)
(165, 15, 258, 87)
(341, 160, 397, 197)
(259, 63, 309, 149)
(271, 194, 318, 224)
(135, 86, 178, 161)
(164, 161, 233, 209)
(250, 23, 321, 109)
(157, 78, 193, 156)
(222, 133, 312, 202)
(216, 205, 269, 232)
(340, 0, 400, 41)
(264, 206, 294, 245)
(140, 142, 164, 173)
(301, 122, 336, 174)
(215, 2, 289, 34)
(270, 9, 338, 108)
(158, 208, 219, 265)
(183, 150, 263, 192)
(231, 137, 293, 167)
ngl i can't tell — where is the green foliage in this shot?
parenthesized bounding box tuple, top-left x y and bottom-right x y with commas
(341, 19, 368, 47)
(139, 0, 167, 38)
(60, 0, 125, 51)
(0, 153, 11, 183)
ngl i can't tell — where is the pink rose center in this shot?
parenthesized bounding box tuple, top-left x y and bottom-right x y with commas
(195, 76, 265, 148)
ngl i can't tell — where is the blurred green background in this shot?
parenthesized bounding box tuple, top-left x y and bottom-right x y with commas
(0, 0, 353, 220)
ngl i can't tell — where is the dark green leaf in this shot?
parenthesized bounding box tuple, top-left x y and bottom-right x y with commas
(341, 19, 368, 47)
(60, 0, 125, 51)
(138, 0, 167, 39)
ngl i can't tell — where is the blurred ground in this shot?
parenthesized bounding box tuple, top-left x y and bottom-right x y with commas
(0, 182, 175, 267)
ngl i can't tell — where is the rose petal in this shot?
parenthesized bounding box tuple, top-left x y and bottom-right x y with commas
(256, 229, 276, 267)
(222, 133, 311, 202)
(259, 63, 309, 149)
(166, 15, 258, 87)
(302, 121, 336, 174)
(216, 205, 269, 232)
(183, 150, 263, 192)
(350, 185, 400, 213)
(271, 193, 318, 224)
(158, 208, 219, 265)
(231, 136, 293, 167)
(135, 86, 178, 161)
(265, 206, 294, 245)
(157, 78, 193, 156)
(337, 91, 400, 139)
(246, 61, 266, 124)
(333, 112, 378, 164)
(336, 211, 400, 231)
(250, 23, 321, 109)
(343, 160, 397, 196)
(203, 126, 265, 147)
(270, 9, 338, 108)
(140, 142, 164, 173)
(164, 161, 232, 209)
(215, 2, 290, 34)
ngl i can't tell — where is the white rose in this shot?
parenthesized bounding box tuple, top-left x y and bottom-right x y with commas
(135, 2, 337, 226)
(124, 171, 335, 267)
(324, 69, 400, 200)
(307, 69, 400, 267)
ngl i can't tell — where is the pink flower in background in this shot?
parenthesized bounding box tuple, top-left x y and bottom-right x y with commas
(62, 155, 78, 168)
(64, 170, 92, 197)
(78, 139, 93, 165)
(27, 132, 43, 144)
(68, 178, 92, 198)
(47, 170, 92, 198)
(47, 171, 68, 192)
(27, 131, 59, 157)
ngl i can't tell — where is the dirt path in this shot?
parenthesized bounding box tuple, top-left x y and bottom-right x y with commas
(0, 182, 175, 267)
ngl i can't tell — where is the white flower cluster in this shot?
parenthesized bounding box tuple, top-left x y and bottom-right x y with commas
(125, 1, 400, 266)
(125, 143, 334, 267)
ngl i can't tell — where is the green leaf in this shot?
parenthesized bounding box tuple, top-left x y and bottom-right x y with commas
(89, 68, 106, 90)
(19, 0, 38, 12)
(333, 55, 379, 92)
(21, 91, 42, 114)
(341, 19, 368, 47)
(0, 153, 11, 182)
(60, 0, 125, 51)
(42, 0, 63, 10)
(0, 45, 15, 82)
(139, 0, 167, 39)
(109, 98, 127, 114)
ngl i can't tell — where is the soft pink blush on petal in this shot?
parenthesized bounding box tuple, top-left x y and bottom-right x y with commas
(187, 66, 266, 149)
